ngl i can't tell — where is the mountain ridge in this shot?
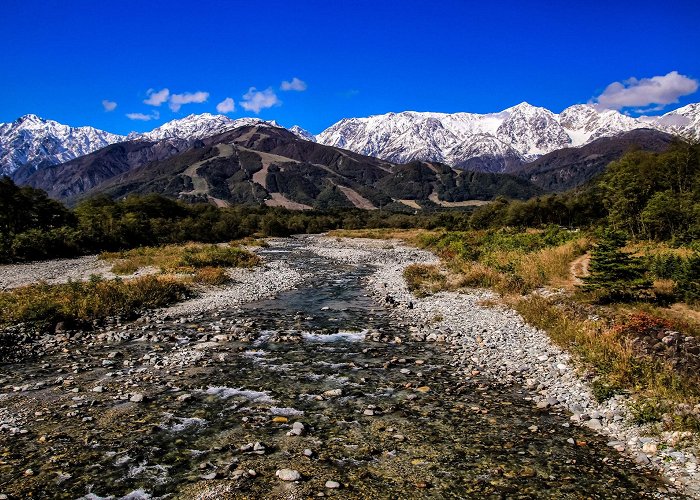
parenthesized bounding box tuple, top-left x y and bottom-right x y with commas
(2, 101, 698, 179)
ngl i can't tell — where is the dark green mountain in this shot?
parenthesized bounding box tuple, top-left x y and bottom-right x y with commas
(21, 125, 543, 209)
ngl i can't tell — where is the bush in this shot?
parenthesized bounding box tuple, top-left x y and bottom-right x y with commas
(0, 276, 190, 328)
(403, 264, 447, 297)
(628, 399, 667, 425)
(194, 267, 230, 285)
(179, 245, 260, 268)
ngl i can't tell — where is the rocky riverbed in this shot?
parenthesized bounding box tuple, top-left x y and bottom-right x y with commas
(0, 236, 695, 498)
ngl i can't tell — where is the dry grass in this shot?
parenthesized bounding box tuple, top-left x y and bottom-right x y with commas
(512, 294, 700, 405)
(0, 275, 189, 328)
(193, 267, 230, 285)
(101, 243, 260, 275)
(424, 234, 591, 295)
(403, 264, 447, 297)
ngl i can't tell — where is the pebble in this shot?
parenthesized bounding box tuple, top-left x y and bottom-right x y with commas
(325, 480, 340, 489)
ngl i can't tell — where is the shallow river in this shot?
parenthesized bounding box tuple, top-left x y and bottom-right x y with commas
(0, 240, 676, 498)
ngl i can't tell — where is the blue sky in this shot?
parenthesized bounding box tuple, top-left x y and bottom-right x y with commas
(2, 0, 699, 134)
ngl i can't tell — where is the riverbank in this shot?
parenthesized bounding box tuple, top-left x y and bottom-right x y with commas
(308, 235, 700, 497)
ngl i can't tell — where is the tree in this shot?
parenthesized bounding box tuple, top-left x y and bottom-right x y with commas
(580, 229, 651, 302)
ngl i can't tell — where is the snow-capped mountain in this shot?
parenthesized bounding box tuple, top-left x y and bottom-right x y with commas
(647, 103, 700, 141)
(0, 113, 284, 177)
(0, 114, 124, 177)
(316, 102, 700, 172)
(131, 113, 279, 141)
(289, 125, 316, 142)
(3, 102, 698, 179)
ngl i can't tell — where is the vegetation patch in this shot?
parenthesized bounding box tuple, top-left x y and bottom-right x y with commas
(101, 243, 260, 275)
(403, 264, 447, 297)
(193, 267, 230, 285)
(0, 275, 190, 329)
(511, 294, 700, 409)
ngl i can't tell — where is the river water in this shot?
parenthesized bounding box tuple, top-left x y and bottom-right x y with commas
(0, 240, 675, 498)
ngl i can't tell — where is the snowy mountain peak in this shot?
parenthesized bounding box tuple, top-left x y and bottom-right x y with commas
(316, 102, 700, 172)
(135, 113, 273, 141)
(0, 115, 125, 177)
(289, 125, 316, 142)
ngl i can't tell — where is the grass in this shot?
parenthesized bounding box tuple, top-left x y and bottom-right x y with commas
(100, 243, 260, 275)
(511, 294, 700, 424)
(0, 242, 262, 335)
(403, 264, 447, 297)
(0, 275, 190, 329)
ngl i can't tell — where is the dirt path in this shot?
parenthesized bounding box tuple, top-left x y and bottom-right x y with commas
(569, 252, 590, 286)
(180, 143, 235, 206)
(397, 199, 422, 210)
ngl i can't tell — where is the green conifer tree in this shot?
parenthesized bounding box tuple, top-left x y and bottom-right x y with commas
(580, 229, 651, 302)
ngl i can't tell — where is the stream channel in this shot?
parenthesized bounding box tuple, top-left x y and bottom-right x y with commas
(0, 239, 675, 498)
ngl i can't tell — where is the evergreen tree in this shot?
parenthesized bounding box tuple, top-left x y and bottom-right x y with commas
(580, 229, 651, 302)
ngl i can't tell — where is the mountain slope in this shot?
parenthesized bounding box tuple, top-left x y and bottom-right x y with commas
(512, 128, 676, 191)
(18, 138, 193, 200)
(23, 125, 542, 209)
(0, 114, 124, 177)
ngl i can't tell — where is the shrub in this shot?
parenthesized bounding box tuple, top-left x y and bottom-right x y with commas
(194, 267, 230, 285)
(404, 264, 447, 297)
(0, 276, 190, 328)
(628, 399, 667, 425)
(179, 245, 260, 269)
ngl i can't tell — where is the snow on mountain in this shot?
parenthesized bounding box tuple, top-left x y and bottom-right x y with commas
(651, 103, 700, 140)
(3, 103, 698, 179)
(289, 125, 316, 142)
(0, 114, 124, 177)
(316, 102, 700, 172)
(495, 102, 571, 159)
(133, 113, 276, 141)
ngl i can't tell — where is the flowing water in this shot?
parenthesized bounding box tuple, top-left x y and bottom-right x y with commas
(0, 241, 676, 498)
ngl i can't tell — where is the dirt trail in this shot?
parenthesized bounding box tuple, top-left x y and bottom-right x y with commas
(397, 199, 422, 210)
(180, 144, 234, 206)
(569, 252, 590, 286)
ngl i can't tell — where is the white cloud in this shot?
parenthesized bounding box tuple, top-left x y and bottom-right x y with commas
(240, 87, 281, 113)
(126, 110, 160, 121)
(102, 99, 117, 112)
(216, 97, 235, 114)
(144, 88, 170, 106)
(594, 71, 698, 110)
(280, 77, 307, 91)
(169, 91, 210, 112)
